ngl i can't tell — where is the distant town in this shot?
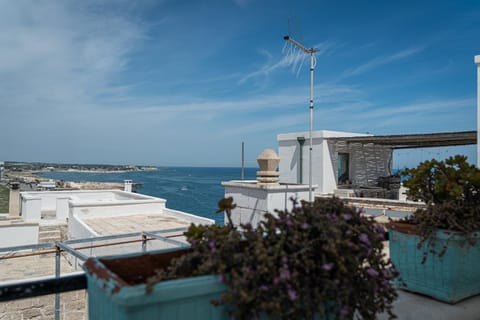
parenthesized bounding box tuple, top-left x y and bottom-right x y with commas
(3, 161, 158, 174)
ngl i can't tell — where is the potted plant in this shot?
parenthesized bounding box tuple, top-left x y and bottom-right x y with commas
(84, 197, 398, 319)
(390, 155, 480, 303)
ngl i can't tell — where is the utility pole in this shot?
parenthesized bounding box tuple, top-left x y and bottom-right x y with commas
(241, 142, 245, 180)
(284, 35, 317, 202)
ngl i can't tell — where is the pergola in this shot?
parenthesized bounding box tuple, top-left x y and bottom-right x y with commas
(326, 130, 477, 149)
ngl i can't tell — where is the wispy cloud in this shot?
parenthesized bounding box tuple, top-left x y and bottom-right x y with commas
(340, 46, 425, 79)
(315, 97, 475, 134)
(114, 83, 363, 117)
(239, 41, 335, 84)
(0, 1, 145, 115)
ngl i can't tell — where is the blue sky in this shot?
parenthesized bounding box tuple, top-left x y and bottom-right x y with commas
(1, 0, 478, 168)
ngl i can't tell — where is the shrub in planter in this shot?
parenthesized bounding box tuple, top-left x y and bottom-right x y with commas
(147, 197, 398, 319)
(390, 155, 480, 302)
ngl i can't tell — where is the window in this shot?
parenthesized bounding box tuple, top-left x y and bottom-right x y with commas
(338, 153, 349, 184)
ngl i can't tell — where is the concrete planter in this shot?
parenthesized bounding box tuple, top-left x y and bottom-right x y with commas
(83, 247, 336, 319)
(83, 248, 229, 320)
(390, 222, 480, 303)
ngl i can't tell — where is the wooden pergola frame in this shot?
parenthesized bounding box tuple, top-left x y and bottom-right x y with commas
(327, 131, 477, 149)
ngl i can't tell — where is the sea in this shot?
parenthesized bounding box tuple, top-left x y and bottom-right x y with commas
(38, 167, 257, 225)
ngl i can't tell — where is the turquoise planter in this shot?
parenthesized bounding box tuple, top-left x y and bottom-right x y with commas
(390, 224, 480, 303)
(83, 248, 337, 320)
(83, 248, 229, 320)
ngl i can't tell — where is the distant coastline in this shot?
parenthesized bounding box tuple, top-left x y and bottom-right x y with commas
(42, 167, 158, 174)
(3, 161, 157, 190)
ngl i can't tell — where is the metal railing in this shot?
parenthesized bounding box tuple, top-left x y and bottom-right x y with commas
(0, 227, 189, 320)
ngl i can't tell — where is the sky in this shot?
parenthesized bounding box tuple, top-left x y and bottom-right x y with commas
(1, 0, 479, 168)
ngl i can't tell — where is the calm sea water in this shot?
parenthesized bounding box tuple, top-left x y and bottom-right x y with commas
(39, 167, 257, 225)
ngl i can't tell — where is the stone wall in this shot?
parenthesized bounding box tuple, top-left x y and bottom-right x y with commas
(328, 141, 393, 186)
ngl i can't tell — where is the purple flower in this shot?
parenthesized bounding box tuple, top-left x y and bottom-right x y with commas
(217, 274, 224, 283)
(281, 256, 288, 264)
(366, 268, 379, 277)
(381, 269, 393, 279)
(326, 213, 338, 223)
(260, 285, 269, 291)
(375, 223, 385, 235)
(287, 288, 298, 301)
(286, 218, 293, 226)
(301, 222, 310, 229)
(208, 240, 217, 253)
(321, 263, 334, 271)
(342, 214, 352, 221)
(244, 266, 251, 273)
(359, 233, 370, 246)
(279, 269, 291, 280)
(340, 305, 350, 317)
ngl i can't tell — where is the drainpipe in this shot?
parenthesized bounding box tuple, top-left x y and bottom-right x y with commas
(297, 137, 305, 184)
(475, 55, 480, 168)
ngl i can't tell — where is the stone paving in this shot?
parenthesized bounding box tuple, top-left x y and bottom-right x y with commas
(83, 213, 191, 235)
(0, 251, 86, 320)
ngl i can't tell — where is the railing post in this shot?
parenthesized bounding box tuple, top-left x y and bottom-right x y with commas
(55, 244, 61, 320)
(142, 233, 147, 253)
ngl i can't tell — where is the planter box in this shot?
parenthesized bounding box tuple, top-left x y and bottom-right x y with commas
(390, 222, 480, 303)
(83, 248, 229, 320)
(83, 247, 337, 320)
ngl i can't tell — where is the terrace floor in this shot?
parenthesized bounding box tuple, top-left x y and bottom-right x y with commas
(82, 213, 192, 235)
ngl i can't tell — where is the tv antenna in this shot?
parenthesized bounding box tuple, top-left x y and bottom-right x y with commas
(283, 35, 317, 202)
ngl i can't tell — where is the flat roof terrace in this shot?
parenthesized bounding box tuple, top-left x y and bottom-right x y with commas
(82, 213, 192, 235)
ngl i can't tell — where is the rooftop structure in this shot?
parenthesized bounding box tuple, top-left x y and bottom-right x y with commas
(278, 129, 477, 198)
(223, 149, 315, 228)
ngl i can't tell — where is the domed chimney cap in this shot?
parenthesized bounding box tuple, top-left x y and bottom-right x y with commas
(256, 149, 280, 184)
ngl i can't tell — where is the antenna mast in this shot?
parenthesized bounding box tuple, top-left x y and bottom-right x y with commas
(283, 35, 317, 202)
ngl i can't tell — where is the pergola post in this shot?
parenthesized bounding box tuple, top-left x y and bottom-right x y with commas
(476, 55, 480, 168)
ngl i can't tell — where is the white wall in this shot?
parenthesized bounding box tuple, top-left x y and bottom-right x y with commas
(0, 223, 39, 250)
(278, 130, 372, 194)
(69, 213, 98, 239)
(223, 181, 312, 228)
(20, 190, 163, 223)
(70, 200, 166, 219)
(21, 195, 42, 221)
(476, 55, 480, 168)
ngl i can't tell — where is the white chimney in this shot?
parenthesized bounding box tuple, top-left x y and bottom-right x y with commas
(124, 180, 133, 192)
(476, 55, 480, 168)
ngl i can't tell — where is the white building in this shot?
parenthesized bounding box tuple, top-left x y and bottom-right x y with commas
(278, 130, 392, 195)
(0, 189, 213, 249)
(278, 129, 476, 197)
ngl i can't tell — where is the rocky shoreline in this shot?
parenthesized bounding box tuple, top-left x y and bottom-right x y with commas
(5, 170, 124, 190)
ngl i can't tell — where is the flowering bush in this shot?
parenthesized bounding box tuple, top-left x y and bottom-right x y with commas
(147, 197, 398, 319)
(400, 155, 480, 259)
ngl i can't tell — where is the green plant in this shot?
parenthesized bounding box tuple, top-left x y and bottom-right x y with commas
(400, 155, 480, 260)
(147, 197, 398, 319)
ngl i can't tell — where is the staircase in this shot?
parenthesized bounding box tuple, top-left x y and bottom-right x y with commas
(38, 224, 67, 243)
